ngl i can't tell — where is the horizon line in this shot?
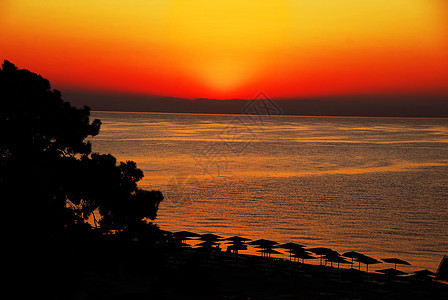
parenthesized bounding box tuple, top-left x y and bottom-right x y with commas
(91, 110, 448, 120)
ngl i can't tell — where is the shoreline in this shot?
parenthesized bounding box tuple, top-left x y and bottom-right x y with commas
(91, 110, 448, 120)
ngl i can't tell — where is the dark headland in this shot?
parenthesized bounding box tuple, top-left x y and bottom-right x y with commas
(65, 90, 448, 118)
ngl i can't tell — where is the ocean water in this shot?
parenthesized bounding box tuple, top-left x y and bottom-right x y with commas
(90, 111, 448, 272)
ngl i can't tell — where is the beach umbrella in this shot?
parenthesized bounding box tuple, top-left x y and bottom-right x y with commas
(278, 242, 305, 249)
(257, 248, 282, 258)
(174, 231, 200, 243)
(224, 237, 249, 256)
(325, 254, 350, 269)
(278, 243, 305, 261)
(227, 243, 248, 256)
(227, 243, 248, 250)
(376, 268, 407, 276)
(224, 240, 246, 245)
(307, 247, 327, 253)
(174, 230, 200, 238)
(224, 235, 251, 243)
(200, 233, 223, 240)
(292, 250, 315, 264)
(250, 239, 279, 256)
(308, 247, 337, 256)
(196, 240, 222, 253)
(197, 241, 220, 247)
(382, 258, 411, 270)
(356, 255, 381, 273)
(342, 251, 365, 268)
(308, 247, 337, 265)
(323, 250, 341, 266)
(224, 238, 249, 246)
(249, 239, 278, 248)
(253, 245, 275, 251)
(414, 269, 436, 277)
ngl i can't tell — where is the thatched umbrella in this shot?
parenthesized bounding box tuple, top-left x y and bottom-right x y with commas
(278, 242, 305, 249)
(250, 239, 278, 258)
(342, 251, 365, 268)
(175, 230, 200, 238)
(200, 233, 223, 242)
(414, 269, 436, 277)
(356, 255, 381, 272)
(325, 254, 351, 269)
(308, 247, 338, 265)
(292, 249, 315, 264)
(225, 235, 251, 243)
(224, 236, 249, 256)
(196, 240, 221, 253)
(257, 248, 282, 258)
(278, 243, 305, 261)
(227, 243, 248, 256)
(174, 231, 200, 243)
(249, 239, 278, 249)
(197, 241, 219, 246)
(382, 258, 411, 270)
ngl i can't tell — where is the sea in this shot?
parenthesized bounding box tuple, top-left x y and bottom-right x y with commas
(90, 111, 448, 272)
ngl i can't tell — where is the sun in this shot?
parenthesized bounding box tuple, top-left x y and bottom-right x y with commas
(166, 0, 290, 95)
(197, 59, 248, 93)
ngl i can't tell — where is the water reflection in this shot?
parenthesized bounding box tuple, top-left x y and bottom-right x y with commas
(91, 112, 448, 271)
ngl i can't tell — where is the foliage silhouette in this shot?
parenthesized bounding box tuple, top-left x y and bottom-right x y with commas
(0, 60, 163, 239)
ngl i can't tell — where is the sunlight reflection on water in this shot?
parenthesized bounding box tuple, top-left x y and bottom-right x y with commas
(90, 112, 448, 272)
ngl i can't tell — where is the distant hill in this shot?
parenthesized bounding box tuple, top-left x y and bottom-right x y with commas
(64, 90, 448, 118)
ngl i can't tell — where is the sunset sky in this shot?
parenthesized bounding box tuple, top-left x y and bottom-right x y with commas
(1, 0, 448, 99)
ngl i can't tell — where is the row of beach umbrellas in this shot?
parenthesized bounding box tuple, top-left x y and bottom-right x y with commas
(166, 230, 435, 277)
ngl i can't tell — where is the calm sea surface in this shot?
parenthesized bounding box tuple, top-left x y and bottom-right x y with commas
(90, 111, 448, 272)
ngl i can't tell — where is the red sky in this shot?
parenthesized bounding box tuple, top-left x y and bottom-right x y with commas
(1, 0, 448, 99)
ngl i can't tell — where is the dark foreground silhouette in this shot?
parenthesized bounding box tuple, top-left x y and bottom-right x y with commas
(0, 60, 163, 297)
(0, 61, 163, 234)
(1, 61, 447, 299)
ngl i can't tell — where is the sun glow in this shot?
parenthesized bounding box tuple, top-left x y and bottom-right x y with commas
(166, 0, 290, 94)
(0, 0, 447, 98)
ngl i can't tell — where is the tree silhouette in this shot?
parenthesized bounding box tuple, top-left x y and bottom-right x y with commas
(0, 60, 163, 240)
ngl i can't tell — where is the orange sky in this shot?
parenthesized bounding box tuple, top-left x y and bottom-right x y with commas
(1, 0, 447, 99)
